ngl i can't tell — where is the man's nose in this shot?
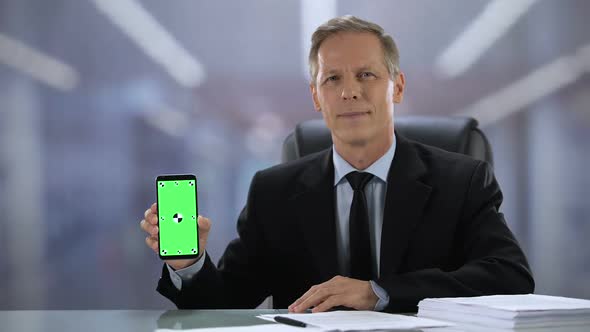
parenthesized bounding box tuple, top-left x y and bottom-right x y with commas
(341, 78, 360, 101)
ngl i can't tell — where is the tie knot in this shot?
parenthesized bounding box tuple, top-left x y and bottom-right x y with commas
(345, 171, 374, 191)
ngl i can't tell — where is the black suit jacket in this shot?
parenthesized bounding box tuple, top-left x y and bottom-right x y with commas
(157, 134, 534, 312)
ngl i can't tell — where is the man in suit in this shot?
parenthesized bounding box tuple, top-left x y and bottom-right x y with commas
(140, 15, 534, 313)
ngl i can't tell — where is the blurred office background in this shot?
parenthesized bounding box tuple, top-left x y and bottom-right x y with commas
(0, 0, 588, 309)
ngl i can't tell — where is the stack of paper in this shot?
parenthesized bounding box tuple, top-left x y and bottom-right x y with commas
(257, 311, 451, 331)
(418, 294, 590, 329)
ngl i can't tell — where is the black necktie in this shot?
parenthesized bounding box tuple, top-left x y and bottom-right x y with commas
(345, 171, 374, 280)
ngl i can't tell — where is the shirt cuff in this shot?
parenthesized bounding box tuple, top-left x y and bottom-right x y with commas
(369, 280, 390, 311)
(166, 252, 206, 291)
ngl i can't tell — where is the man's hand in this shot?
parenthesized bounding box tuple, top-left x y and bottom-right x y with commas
(288, 276, 378, 313)
(140, 202, 212, 271)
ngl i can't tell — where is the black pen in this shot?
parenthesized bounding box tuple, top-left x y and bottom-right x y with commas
(274, 316, 307, 328)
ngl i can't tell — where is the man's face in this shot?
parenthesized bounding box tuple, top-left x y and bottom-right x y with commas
(310, 32, 405, 147)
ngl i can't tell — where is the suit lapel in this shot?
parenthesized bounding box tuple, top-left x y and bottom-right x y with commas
(380, 134, 432, 278)
(288, 135, 433, 281)
(290, 149, 339, 281)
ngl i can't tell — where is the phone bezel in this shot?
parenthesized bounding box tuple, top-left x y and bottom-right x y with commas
(156, 174, 199, 260)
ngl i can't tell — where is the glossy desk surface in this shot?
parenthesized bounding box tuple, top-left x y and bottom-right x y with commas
(0, 309, 278, 331)
(0, 309, 588, 331)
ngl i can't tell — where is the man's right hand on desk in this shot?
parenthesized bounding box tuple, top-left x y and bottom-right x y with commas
(140, 202, 211, 271)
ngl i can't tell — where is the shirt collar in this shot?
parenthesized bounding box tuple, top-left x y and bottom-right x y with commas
(332, 137, 396, 186)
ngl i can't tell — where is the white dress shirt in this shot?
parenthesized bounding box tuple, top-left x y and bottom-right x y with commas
(332, 138, 396, 310)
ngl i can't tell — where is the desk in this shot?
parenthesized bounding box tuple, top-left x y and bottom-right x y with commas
(0, 309, 278, 331)
(0, 309, 588, 331)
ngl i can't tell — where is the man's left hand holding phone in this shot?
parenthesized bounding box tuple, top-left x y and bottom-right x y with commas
(140, 174, 211, 271)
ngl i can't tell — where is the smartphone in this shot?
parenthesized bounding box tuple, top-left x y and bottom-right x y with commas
(156, 174, 199, 260)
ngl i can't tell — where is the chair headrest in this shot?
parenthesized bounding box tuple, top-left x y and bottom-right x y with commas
(282, 116, 493, 166)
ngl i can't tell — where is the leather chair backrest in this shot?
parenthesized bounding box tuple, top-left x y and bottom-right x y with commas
(281, 116, 493, 166)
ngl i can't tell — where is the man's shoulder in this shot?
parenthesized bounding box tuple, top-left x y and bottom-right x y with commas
(253, 148, 330, 186)
(405, 138, 485, 180)
(413, 139, 480, 165)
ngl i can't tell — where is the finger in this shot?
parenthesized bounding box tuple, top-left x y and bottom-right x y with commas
(149, 212, 159, 225)
(140, 219, 159, 237)
(140, 219, 152, 233)
(145, 204, 158, 225)
(145, 236, 159, 253)
(296, 287, 333, 313)
(312, 295, 344, 313)
(290, 277, 334, 310)
(197, 216, 210, 253)
(198, 215, 211, 232)
(150, 225, 159, 237)
(289, 285, 318, 311)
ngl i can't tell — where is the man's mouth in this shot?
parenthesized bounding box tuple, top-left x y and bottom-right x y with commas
(338, 111, 370, 119)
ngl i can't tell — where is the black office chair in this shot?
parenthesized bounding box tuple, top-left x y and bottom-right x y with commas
(281, 116, 493, 166)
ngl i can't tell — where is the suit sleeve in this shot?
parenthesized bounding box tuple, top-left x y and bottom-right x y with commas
(376, 161, 535, 313)
(156, 171, 272, 309)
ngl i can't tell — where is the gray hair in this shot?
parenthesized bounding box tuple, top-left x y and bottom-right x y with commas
(308, 15, 400, 85)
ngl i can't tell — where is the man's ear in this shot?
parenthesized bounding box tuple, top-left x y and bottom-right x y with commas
(310, 83, 321, 112)
(393, 72, 406, 104)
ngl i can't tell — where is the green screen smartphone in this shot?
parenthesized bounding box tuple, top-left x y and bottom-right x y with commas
(156, 174, 199, 260)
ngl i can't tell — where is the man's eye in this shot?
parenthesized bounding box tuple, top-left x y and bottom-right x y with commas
(359, 72, 374, 78)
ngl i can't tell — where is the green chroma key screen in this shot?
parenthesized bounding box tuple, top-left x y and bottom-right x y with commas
(156, 175, 199, 259)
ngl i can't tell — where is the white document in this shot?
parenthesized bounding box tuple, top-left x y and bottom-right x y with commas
(257, 310, 451, 331)
(421, 322, 590, 332)
(418, 294, 590, 329)
(420, 294, 590, 316)
(157, 323, 325, 332)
